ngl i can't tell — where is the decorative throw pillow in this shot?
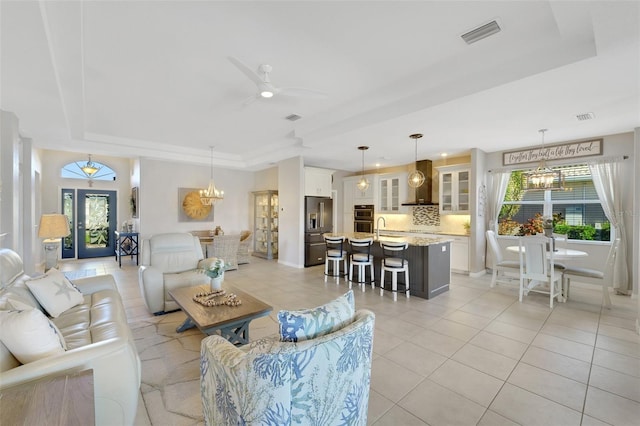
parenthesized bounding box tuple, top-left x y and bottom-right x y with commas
(0, 286, 43, 311)
(278, 290, 355, 342)
(25, 268, 84, 318)
(0, 309, 66, 363)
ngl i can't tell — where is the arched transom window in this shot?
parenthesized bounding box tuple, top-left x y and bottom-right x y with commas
(61, 157, 117, 181)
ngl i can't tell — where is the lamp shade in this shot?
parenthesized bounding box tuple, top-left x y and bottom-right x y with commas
(38, 214, 71, 239)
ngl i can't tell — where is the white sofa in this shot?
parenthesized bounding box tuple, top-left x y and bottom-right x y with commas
(0, 248, 141, 426)
(138, 233, 219, 314)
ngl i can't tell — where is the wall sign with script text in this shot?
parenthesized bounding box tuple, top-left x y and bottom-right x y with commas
(502, 139, 603, 166)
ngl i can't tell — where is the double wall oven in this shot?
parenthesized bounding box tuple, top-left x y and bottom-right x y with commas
(354, 204, 374, 233)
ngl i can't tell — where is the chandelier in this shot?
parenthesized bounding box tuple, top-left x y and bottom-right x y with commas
(81, 155, 99, 176)
(523, 129, 564, 191)
(356, 146, 370, 191)
(200, 146, 224, 205)
(407, 133, 425, 188)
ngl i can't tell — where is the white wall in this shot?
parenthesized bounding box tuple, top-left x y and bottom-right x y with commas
(277, 156, 304, 268)
(0, 110, 21, 252)
(139, 158, 254, 239)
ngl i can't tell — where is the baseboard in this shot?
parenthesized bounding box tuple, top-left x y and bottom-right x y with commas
(469, 270, 487, 279)
(277, 259, 304, 269)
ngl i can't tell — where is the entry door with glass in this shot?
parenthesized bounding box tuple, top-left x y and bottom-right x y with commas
(62, 189, 117, 259)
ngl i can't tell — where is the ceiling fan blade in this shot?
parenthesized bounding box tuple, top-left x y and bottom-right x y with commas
(228, 56, 264, 87)
(241, 94, 260, 107)
(279, 87, 328, 99)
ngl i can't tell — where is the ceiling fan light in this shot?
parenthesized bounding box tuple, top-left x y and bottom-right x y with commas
(260, 90, 274, 98)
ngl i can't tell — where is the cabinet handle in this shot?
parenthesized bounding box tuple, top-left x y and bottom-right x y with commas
(309, 243, 325, 247)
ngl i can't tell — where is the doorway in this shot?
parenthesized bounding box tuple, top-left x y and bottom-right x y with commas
(61, 189, 117, 259)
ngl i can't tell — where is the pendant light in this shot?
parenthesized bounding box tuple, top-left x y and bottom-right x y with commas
(81, 155, 99, 176)
(407, 133, 425, 188)
(199, 146, 224, 205)
(356, 146, 370, 191)
(523, 129, 564, 191)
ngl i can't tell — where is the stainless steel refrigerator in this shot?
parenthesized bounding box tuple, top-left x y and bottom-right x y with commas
(304, 196, 333, 267)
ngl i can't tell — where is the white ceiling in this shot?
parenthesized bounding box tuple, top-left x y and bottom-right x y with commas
(1, 1, 638, 172)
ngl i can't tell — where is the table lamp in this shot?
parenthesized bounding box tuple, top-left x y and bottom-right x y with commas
(38, 214, 71, 271)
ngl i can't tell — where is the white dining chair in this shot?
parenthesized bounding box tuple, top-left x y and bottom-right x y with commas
(518, 235, 562, 308)
(486, 230, 520, 288)
(562, 238, 620, 308)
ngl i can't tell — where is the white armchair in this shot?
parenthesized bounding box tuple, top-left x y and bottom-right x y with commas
(138, 233, 219, 315)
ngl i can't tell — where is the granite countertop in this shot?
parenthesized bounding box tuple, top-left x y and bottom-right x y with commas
(373, 229, 470, 237)
(323, 232, 452, 247)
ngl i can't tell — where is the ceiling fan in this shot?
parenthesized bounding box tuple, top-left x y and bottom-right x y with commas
(228, 56, 328, 103)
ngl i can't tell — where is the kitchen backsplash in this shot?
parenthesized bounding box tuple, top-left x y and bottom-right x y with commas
(412, 206, 440, 226)
(375, 209, 470, 234)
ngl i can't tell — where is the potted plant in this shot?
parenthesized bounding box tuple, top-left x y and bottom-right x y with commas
(200, 259, 226, 291)
(463, 221, 471, 235)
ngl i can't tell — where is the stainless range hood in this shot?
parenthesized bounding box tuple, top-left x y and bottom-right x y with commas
(401, 160, 437, 206)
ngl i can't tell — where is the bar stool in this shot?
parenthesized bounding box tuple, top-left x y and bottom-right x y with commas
(348, 237, 374, 290)
(324, 236, 347, 282)
(379, 241, 409, 301)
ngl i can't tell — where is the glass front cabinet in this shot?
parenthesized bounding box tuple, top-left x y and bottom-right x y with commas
(252, 190, 278, 259)
(437, 164, 470, 214)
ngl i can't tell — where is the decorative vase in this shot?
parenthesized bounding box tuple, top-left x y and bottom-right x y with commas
(210, 275, 224, 291)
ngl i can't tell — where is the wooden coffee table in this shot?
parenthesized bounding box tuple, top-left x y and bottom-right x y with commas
(169, 284, 272, 345)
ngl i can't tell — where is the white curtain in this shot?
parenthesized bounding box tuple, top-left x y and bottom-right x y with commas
(487, 170, 512, 232)
(589, 158, 630, 294)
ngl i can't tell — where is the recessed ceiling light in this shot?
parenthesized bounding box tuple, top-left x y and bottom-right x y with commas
(441, 153, 448, 157)
(576, 112, 595, 121)
(375, 163, 381, 167)
(461, 20, 501, 44)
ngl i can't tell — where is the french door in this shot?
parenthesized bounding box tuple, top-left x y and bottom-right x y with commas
(61, 189, 117, 259)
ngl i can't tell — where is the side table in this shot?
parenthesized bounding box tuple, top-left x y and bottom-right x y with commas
(115, 231, 139, 267)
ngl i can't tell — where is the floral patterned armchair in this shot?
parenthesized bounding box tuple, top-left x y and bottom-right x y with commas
(200, 301, 374, 425)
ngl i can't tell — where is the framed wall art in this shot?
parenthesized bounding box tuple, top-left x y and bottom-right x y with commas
(131, 187, 139, 218)
(178, 187, 213, 222)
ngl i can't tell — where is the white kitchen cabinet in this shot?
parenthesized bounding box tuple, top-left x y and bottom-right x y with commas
(378, 173, 407, 213)
(304, 167, 334, 197)
(437, 164, 470, 214)
(449, 235, 469, 273)
(343, 177, 355, 214)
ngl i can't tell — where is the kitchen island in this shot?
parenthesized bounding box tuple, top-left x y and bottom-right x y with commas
(323, 232, 452, 299)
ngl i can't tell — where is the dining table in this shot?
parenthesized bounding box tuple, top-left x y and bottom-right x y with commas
(505, 246, 588, 260)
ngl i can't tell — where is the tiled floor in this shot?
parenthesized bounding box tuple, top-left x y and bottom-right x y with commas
(58, 256, 640, 425)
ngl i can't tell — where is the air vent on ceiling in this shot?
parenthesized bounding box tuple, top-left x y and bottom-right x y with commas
(576, 112, 595, 121)
(285, 114, 302, 121)
(461, 20, 501, 44)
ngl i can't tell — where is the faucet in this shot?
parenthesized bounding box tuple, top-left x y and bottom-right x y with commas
(376, 217, 386, 240)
